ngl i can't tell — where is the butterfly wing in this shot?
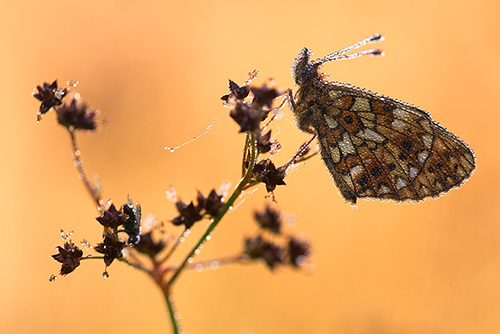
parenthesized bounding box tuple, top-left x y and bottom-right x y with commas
(313, 82, 475, 204)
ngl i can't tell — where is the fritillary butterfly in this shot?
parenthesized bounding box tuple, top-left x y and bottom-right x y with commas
(288, 34, 475, 204)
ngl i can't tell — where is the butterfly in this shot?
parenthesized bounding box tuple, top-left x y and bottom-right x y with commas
(288, 34, 475, 205)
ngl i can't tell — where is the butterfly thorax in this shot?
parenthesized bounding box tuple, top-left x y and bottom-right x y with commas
(292, 69, 346, 134)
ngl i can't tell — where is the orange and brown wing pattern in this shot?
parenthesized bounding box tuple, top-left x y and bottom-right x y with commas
(290, 37, 475, 205)
(313, 84, 475, 204)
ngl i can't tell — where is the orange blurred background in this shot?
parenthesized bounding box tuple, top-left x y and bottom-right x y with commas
(1, 0, 499, 333)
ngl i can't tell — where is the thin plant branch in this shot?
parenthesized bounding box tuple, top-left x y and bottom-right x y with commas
(68, 129, 102, 207)
(158, 227, 189, 264)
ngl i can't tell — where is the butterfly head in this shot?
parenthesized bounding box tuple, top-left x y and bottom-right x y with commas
(292, 47, 320, 86)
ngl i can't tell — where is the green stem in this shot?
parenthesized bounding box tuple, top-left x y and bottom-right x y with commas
(163, 288, 181, 334)
(167, 132, 258, 286)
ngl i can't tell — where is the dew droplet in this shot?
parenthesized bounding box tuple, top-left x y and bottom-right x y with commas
(195, 263, 203, 272)
(174, 311, 181, 320)
(102, 271, 109, 279)
(286, 214, 298, 227)
(218, 181, 231, 197)
(210, 261, 220, 270)
(81, 239, 90, 250)
(179, 237, 185, 243)
(187, 257, 194, 264)
(295, 255, 308, 267)
(67, 79, 79, 87)
(205, 235, 211, 241)
(165, 186, 177, 202)
(49, 274, 58, 282)
(194, 249, 200, 255)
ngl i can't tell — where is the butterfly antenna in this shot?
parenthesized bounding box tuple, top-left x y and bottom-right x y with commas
(317, 33, 385, 65)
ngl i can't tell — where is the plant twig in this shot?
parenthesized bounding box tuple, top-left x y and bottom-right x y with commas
(68, 129, 102, 207)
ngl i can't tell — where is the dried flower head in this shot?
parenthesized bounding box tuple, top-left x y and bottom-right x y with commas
(94, 235, 126, 267)
(203, 189, 224, 217)
(229, 99, 261, 133)
(244, 235, 283, 270)
(135, 230, 167, 259)
(52, 241, 83, 275)
(256, 130, 273, 154)
(221, 79, 251, 102)
(287, 237, 310, 267)
(254, 205, 282, 234)
(55, 98, 97, 130)
(96, 204, 124, 229)
(33, 80, 67, 115)
(250, 84, 281, 109)
(252, 159, 286, 192)
(171, 199, 203, 229)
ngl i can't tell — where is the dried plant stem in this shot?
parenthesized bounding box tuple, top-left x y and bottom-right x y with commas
(167, 132, 258, 286)
(80, 255, 149, 273)
(68, 130, 102, 207)
(281, 134, 317, 170)
(186, 253, 247, 270)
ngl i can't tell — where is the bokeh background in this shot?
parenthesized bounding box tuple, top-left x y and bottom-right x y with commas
(1, 0, 499, 333)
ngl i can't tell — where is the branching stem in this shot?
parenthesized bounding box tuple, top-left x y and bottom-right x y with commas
(167, 131, 258, 286)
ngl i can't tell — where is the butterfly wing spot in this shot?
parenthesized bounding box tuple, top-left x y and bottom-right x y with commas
(330, 146, 342, 163)
(350, 165, 364, 178)
(418, 118, 433, 133)
(351, 97, 371, 112)
(325, 114, 339, 129)
(363, 129, 385, 143)
(418, 151, 429, 164)
(338, 132, 357, 155)
(422, 135, 433, 149)
(396, 178, 407, 190)
(392, 119, 406, 131)
(393, 108, 408, 120)
(328, 90, 342, 100)
(409, 166, 419, 179)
